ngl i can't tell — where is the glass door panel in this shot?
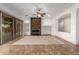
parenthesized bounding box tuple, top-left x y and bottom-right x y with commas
(2, 15, 13, 44)
(16, 20, 20, 38)
(0, 12, 2, 44)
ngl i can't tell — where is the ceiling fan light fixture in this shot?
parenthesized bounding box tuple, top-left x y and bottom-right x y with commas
(37, 14, 41, 17)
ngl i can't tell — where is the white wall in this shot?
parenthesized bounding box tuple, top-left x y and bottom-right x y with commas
(23, 23, 30, 35)
(42, 26, 52, 35)
(76, 7, 79, 44)
(76, 9, 79, 44)
(51, 17, 57, 35)
(41, 18, 52, 35)
(53, 4, 77, 44)
(23, 17, 31, 35)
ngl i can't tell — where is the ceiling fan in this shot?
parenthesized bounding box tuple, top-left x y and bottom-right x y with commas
(25, 8, 46, 17)
(36, 8, 46, 17)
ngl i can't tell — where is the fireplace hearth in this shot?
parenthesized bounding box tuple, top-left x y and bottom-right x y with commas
(31, 29, 41, 35)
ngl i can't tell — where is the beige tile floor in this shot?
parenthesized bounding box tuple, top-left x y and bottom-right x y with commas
(0, 36, 79, 55)
(13, 36, 64, 45)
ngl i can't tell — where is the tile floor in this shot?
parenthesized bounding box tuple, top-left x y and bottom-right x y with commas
(0, 36, 79, 55)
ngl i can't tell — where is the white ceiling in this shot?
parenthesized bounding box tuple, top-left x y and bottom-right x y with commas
(0, 3, 74, 20)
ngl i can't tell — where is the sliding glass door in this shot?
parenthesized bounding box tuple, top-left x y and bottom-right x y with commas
(0, 12, 2, 44)
(14, 19, 23, 38)
(0, 11, 23, 45)
(2, 14, 13, 44)
(16, 19, 20, 38)
(20, 20, 23, 36)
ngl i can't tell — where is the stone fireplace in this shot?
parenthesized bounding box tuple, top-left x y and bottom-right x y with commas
(31, 17, 41, 35)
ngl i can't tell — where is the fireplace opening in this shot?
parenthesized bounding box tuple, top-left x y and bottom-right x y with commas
(31, 29, 41, 35)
